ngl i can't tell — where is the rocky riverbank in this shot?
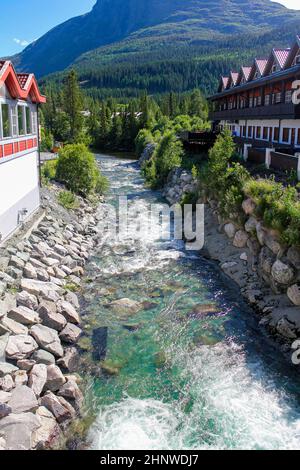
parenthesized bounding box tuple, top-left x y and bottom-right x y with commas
(160, 166, 300, 359)
(0, 183, 101, 450)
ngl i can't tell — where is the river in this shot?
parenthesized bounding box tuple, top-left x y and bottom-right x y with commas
(80, 154, 300, 450)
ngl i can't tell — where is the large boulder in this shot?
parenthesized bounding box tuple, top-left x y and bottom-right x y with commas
(21, 279, 63, 302)
(242, 198, 256, 215)
(233, 230, 248, 249)
(29, 364, 47, 397)
(57, 300, 80, 325)
(38, 301, 67, 332)
(287, 284, 300, 307)
(0, 293, 16, 320)
(109, 298, 143, 316)
(8, 306, 39, 326)
(0, 412, 41, 450)
(32, 349, 56, 365)
(0, 374, 14, 392)
(13, 370, 28, 387)
(6, 335, 38, 361)
(30, 324, 64, 358)
(59, 324, 82, 344)
(45, 365, 66, 392)
(271, 260, 295, 286)
(224, 223, 237, 239)
(16, 291, 38, 311)
(58, 379, 83, 406)
(57, 347, 79, 372)
(41, 392, 75, 424)
(32, 406, 61, 450)
(7, 386, 39, 414)
(0, 362, 18, 378)
(1, 316, 28, 335)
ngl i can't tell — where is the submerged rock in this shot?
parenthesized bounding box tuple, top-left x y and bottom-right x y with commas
(109, 298, 142, 317)
(189, 303, 221, 319)
(92, 327, 108, 361)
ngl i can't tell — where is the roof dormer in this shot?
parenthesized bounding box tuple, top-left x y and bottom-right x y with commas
(263, 48, 290, 76)
(218, 76, 229, 92)
(236, 66, 252, 86)
(248, 59, 268, 81)
(285, 35, 300, 68)
(227, 72, 239, 89)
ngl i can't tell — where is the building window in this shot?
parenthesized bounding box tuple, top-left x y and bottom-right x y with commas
(248, 126, 253, 138)
(242, 126, 246, 137)
(297, 129, 300, 146)
(26, 107, 32, 134)
(285, 91, 292, 104)
(1, 103, 11, 138)
(271, 63, 279, 73)
(256, 126, 261, 139)
(275, 93, 281, 104)
(265, 95, 270, 106)
(282, 128, 290, 143)
(249, 97, 253, 108)
(273, 127, 279, 142)
(11, 106, 18, 137)
(32, 111, 37, 134)
(263, 127, 269, 140)
(293, 52, 300, 65)
(18, 106, 25, 135)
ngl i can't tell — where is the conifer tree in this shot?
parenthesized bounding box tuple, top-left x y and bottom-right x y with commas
(63, 70, 84, 143)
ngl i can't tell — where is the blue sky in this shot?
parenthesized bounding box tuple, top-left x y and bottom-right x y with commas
(0, 0, 299, 57)
(0, 0, 96, 56)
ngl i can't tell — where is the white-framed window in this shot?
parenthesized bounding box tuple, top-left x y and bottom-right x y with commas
(254, 71, 260, 80)
(11, 105, 18, 137)
(296, 129, 300, 147)
(0, 102, 12, 139)
(275, 93, 281, 104)
(273, 127, 280, 142)
(271, 63, 279, 73)
(17, 105, 25, 136)
(247, 126, 253, 138)
(32, 110, 37, 134)
(265, 95, 270, 106)
(293, 51, 300, 66)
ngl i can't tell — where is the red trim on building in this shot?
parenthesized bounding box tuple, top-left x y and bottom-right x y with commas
(0, 61, 46, 104)
(0, 138, 38, 161)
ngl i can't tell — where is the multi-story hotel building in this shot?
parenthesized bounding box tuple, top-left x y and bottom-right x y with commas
(0, 60, 46, 243)
(210, 35, 300, 163)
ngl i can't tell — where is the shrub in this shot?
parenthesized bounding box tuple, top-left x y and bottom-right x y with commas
(41, 160, 58, 181)
(57, 190, 79, 210)
(144, 131, 183, 188)
(95, 172, 109, 195)
(135, 129, 154, 156)
(56, 144, 106, 196)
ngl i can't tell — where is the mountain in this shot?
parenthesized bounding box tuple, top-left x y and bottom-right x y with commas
(12, 0, 300, 79)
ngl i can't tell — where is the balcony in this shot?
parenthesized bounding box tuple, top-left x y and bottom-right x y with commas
(210, 102, 300, 121)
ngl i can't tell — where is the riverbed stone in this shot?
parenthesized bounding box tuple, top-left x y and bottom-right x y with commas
(29, 364, 47, 397)
(21, 279, 63, 302)
(32, 406, 61, 450)
(38, 301, 67, 332)
(0, 412, 41, 450)
(242, 198, 256, 215)
(271, 260, 295, 285)
(0, 391, 12, 403)
(41, 392, 75, 424)
(0, 362, 18, 378)
(256, 222, 266, 246)
(8, 386, 38, 414)
(287, 246, 300, 271)
(13, 370, 28, 387)
(109, 298, 143, 316)
(45, 364, 66, 392)
(58, 379, 83, 405)
(0, 293, 16, 320)
(30, 324, 64, 358)
(57, 300, 80, 325)
(16, 359, 35, 371)
(16, 291, 38, 311)
(65, 292, 80, 309)
(8, 306, 39, 326)
(9, 255, 25, 270)
(59, 323, 82, 344)
(244, 217, 257, 234)
(6, 334, 38, 360)
(0, 403, 12, 419)
(24, 263, 37, 280)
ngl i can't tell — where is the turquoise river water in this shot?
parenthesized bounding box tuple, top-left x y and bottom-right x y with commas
(81, 154, 300, 450)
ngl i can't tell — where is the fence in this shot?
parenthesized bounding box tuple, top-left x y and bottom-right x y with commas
(244, 144, 300, 179)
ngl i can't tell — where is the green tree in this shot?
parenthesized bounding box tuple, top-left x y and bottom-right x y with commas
(63, 70, 84, 143)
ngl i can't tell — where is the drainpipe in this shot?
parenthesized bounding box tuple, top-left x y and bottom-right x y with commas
(36, 103, 42, 188)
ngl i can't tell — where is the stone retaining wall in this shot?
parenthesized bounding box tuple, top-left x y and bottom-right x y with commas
(0, 184, 101, 450)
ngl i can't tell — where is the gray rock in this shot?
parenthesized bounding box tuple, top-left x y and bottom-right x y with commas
(0, 362, 18, 378)
(41, 392, 75, 424)
(109, 298, 142, 316)
(224, 223, 237, 239)
(17, 359, 36, 371)
(38, 301, 66, 332)
(16, 291, 38, 311)
(256, 222, 266, 246)
(0, 390, 12, 403)
(6, 335, 38, 360)
(244, 216, 257, 234)
(233, 230, 248, 249)
(9, 255, 25, 270)
(1, 316, 28, 335)
(0, 333, 9, 361)
(36, 268, 50, 282)
(24, 263, 37, 280)
(53, 266, 67, 279)
(29, 364, 47, 397)
(287, 284, 300, 306)
(6, 266, 23, 280)
(0, 374, 14, 392)
(264, 233, 282, 256)
(59, 323, 82, 344)
(271, 260, 295, 285)
(57, 300, 80, 325)
(30, 324, 64, 358)
(0, 293, 16, 319)
(21, 279, 63, 301)
(276, 318, 297, 340)
(54, 245, 68, 257)
(287, 246, 300, 271)
(32, 349, 56, 365)
(8, 386, 39, 414)
(242, 198, 256, 215)
(0, 412, 41, 450)
(8, 306, 40, 326)
(45, 365, 66, 392)
(65, 292, 80, 310)
(57, 347, 79, 373)
(58, 379, 83, 406)
(32, 406, 61, 450)
(0, 403, 12, 419)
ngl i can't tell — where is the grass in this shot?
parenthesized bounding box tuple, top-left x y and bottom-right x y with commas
(57, 190, 80, 210)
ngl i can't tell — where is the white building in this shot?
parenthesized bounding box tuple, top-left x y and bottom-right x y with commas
(0, 60, 46, 243)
